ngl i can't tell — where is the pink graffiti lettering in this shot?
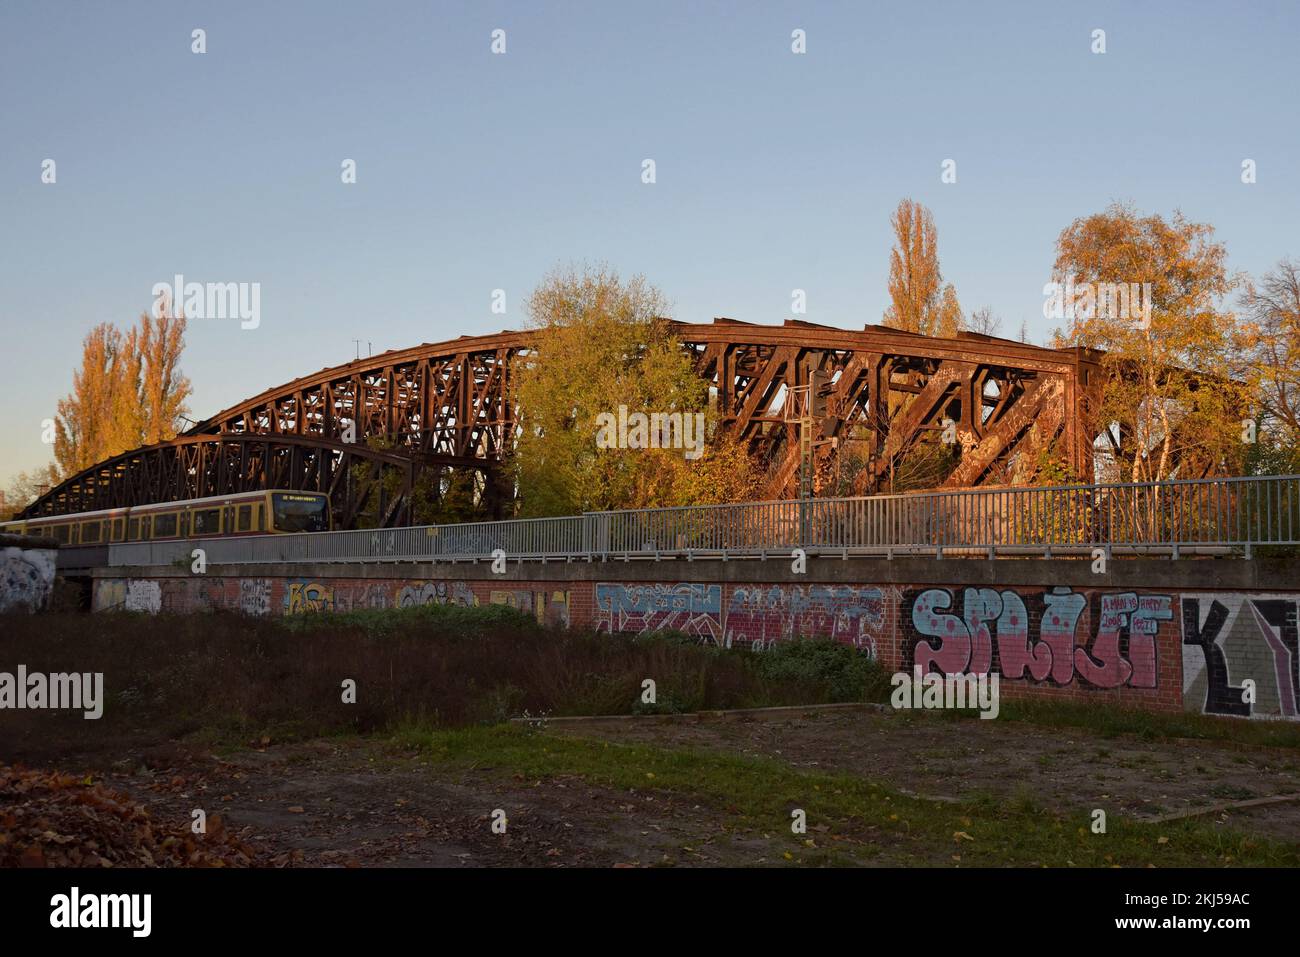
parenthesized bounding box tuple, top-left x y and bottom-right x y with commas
(913, 588, 1166, 690)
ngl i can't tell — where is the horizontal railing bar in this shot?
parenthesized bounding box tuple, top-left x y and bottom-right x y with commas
(101, 475, 1300, 568)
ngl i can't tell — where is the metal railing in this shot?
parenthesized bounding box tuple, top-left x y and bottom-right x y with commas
(107, 514, 587, 567)
(104, 474, 1300, 567)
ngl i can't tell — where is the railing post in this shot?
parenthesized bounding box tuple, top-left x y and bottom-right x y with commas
(80, 474, 1298, 569)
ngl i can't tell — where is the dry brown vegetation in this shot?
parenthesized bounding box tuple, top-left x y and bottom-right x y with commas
(0, 605, 881, 768)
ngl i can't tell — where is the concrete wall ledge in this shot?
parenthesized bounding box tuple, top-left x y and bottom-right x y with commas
(89, 555, 1300, 590)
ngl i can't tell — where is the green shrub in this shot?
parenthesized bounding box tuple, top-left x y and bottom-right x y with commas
(750, 638, 887, 702)
(276, 602, 537, 638)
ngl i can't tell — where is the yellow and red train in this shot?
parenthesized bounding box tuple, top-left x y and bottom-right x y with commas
(0, 489, 331, 545)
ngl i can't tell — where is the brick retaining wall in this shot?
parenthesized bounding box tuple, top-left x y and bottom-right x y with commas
(91, 557, 1300, 720)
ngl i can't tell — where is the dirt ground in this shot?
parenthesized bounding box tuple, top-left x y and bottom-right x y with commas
(96, 737, 811, 868)
(47, 705, 1300, 866)
(548, 707, 1300, 844)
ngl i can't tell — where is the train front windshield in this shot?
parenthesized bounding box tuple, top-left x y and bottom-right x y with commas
(271, 493, 329, 532)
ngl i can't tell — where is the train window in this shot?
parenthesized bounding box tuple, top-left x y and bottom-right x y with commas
(81, 521, 100, 543)
(112, 518, 124, 541)
(140, 516, 151, 538)
(51, 524, 70, 544)
(256, 505, 265, 532)
(153, 513, 177, 538)
(237, 505, 252, 532)
(128, 518, 140, 540)
(271, 493, 329, 532)
(192, 508, 221, 536)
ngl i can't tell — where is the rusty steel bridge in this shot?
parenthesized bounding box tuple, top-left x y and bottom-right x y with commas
(21, 319, 1104, 528)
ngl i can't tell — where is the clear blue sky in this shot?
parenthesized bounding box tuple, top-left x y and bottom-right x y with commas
(2, 0, 1298, 481)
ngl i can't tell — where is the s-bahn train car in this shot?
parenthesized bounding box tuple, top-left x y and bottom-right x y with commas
(0, 489, 332, 545)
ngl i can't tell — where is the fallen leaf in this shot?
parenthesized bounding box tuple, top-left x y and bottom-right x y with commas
(18, 845, 45, 867)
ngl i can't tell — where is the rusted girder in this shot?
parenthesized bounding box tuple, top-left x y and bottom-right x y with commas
(27, 320, 1104, 523)
(20, 434, 416, 529)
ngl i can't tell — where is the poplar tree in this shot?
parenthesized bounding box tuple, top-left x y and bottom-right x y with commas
(138, 313, 193, 445)
(882, 199, 962, 337)
(53, 313, 192, 478)
(877, 200, 965, 490)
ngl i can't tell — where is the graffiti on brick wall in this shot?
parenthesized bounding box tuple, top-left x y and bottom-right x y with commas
(286, 581, 334, 614)
(544, 590, 570, 628)
(905, 587, 1173, 689)
(1182, 595, 1300, 719)
(99, 577, 187, 613)
(95, 580, 124, 611)
(124, 580, 162, 614)
(725, 585, 885, 654)
(281, 579, 480, 614)
(240, 579, 273, 616)
(596, 583, 722, 642)
(181, 579, 229, 613)
(333, 583, 391, 612)
(490, 589, 570, 628)
(0, 547, 56, 613)
(398, 583, 438, 607)
(396, 581, 477, 608)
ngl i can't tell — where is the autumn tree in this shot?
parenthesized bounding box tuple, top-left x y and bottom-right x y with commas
(1239, 258, 1300, 472)
(1050, 202, 1247, 482)
(510, 264, 756, 516)
(935, 284, 963, 337)
(874, 201, 965, 489)
(882, 199, 962, 337)
(54, 313, 192, 477)
(55, 324, 128, 475)
(966, 307, 1002, 337)
(1, 465, 60, 519)
(137, 314, 192, 445)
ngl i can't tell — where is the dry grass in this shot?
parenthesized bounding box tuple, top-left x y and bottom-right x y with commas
(0, 606, 881, 765)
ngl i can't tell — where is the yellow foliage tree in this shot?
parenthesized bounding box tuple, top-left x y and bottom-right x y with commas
(1240, 259, 1300, 454)
(935, 283, 964, 338)
(138, 314, 192, 445)
(882, 198, 962, 337)
(877, 200, 966, 489)
(54, 313, 192, 478)
(511, 265, 757, 515)
(1050, 202, 1248, 482)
